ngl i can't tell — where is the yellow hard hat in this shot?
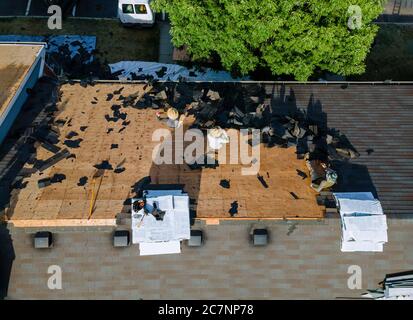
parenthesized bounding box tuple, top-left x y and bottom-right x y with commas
(167, 107, 179, 120)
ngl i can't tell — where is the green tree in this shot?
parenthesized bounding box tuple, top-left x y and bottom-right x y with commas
(153, 0, 385, 80)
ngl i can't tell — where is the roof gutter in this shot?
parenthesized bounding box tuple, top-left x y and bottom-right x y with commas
(71, 79, 413, 85)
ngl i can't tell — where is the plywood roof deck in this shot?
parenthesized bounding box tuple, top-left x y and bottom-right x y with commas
(8, 83, 324, 222)
(0, 44, 42, 117)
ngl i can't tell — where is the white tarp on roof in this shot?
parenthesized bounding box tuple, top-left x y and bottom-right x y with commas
(334, 192, 388, 252)
(139, 241, 181, 256)
(145, 189, 185, 197)
(131, 192, 190, 255)
(385, 287, 413, 298)
(337, 199, 384, 216)
(342, 215, 388, 242)
(109, 61, 249, 81)
(333, 192, 375, 201)
(341, 241, 383, 252)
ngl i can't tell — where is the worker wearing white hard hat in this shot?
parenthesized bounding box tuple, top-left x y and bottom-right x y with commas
(207, 126, 229, 150)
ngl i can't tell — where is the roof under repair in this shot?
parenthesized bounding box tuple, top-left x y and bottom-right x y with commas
(1, 81, 412, 226)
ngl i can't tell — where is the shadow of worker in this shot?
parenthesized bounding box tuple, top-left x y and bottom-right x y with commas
(330, 161, 378, 198)
(148, 117, 203, 224)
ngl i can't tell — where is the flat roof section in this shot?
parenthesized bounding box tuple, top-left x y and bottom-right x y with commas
(7, 218, 413, 299)
(0, 43, 43, 118)
(7, 83, 323, 222)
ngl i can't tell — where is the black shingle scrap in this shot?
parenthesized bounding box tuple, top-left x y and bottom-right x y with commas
(296, 169, 308, 180)
(77, 176, 88, 186)
(219, 179, 231, 189)
(114, 167, 126, 174)
(64, 139, 83, 148)
(51, 173, 66, 183)
(65, 131, 79, 139)
(229, 201, 238, 217)
(114, 87, 124, 95)
(257, 174, 269, 188)
(94, 160, 113, 170)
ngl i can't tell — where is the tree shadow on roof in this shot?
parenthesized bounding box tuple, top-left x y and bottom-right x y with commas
(267, 83, 377, 198)
(270, 84, 299, 118)
(307, 93, 328, 132)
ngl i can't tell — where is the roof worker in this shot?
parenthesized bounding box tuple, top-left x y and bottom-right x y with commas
(156, 107, 185, 128)
(314, 165, 338, 192)
(207, 126, 230, 150)
(150, 202, 166, 221)
(133, 198, 151, 228)
(133, 199, 149, 214)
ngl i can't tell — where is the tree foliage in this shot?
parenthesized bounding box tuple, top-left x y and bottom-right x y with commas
(152, 0, 385, 80)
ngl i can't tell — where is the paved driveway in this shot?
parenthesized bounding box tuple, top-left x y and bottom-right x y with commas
(76, 0, 117, 18)
(0, 0, 118, 18)
(0, 0, 28, 16)
(28, 0, 50, 16)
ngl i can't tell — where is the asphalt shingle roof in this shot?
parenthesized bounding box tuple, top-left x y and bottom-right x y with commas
(263, 83, 413, 214)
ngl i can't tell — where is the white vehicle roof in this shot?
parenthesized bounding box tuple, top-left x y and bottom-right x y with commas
(119, 0, 150, 4)
(118, 0, 154, 24)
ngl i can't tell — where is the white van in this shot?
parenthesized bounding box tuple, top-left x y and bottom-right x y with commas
(118, 0, 155, 27)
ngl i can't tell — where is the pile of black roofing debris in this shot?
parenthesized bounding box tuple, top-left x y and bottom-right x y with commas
(30, 120, 74, 188)
(57, 56, 111, 83)
(45, 38, 112, 81)
(0, 35, 106, 80)
(124, 82, 360, 196)
(134, 82, 359, 161)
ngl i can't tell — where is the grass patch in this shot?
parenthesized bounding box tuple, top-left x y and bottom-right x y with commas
(354, 24, 413, 81)
(0, 17, 160, 63)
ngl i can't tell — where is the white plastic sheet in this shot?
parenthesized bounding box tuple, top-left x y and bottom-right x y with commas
(139, 241, 181, 256)
(385, 287, 413, 298)
(341, 241, 383, 252)
(342, 215, 388, 242)
(109, 61, 250, 81)
(334, 192, 388, 252)
(131, 194, 191, 249)
(337, 199, 384, 216)
(333, 192, 375, 201)
(145, 189, 185, 197)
